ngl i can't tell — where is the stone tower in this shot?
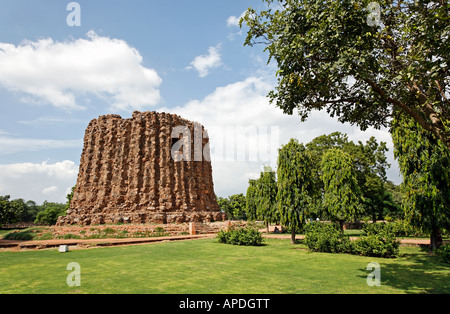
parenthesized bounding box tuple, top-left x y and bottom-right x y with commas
(57, 111, 226, 226)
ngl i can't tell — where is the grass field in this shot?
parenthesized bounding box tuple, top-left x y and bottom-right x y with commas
(0, 238, 448, 294)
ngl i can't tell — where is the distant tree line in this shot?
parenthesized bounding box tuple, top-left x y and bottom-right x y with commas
(0, 186, 75, 227)
(218, 132, 404, 243)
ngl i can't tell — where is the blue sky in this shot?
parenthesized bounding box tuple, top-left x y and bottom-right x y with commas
(0, 0, 402, 204)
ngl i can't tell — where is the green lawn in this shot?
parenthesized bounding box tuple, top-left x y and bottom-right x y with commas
(0, 238, 448, 294)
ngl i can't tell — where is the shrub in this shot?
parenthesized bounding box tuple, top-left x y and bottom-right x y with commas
(305, 221, 400, 258)
(217, 226, 264, 246)
(436, 243, 450, 264)
(103, 227, 117, 234)
(352, 234, 400, 258)
(154, 227, 166, 234)
(3, 230, 34, 241)
(34, 206, 66, 225)
(389, 220, 424, 237)
(304, 222, 352, 253)
(363, 220, 424, 238)
(355, 223, 400, 258)
(63, 233, 80, 240)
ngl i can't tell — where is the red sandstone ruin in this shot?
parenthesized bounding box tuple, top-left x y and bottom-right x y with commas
(57, 111, 226, 226)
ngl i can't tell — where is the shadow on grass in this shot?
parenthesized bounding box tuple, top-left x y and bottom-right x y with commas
(359, 246, 450, 294)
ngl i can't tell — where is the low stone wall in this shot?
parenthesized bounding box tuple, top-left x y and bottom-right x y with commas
(46, 221, 236, 239)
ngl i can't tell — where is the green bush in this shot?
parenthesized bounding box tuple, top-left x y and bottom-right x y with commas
(217, 226, 264, 246)
(103, 227, 117, 234)
(304, 222, 352, 253)
(352, 234, 400, 258)
(357, 223, 400, 258)
(3, 230, 34, 241)
(305, 222, 400, 258)
(34, 206, 66, 225)
(436, 243, 450, 264)
(364, 220, 423, 238)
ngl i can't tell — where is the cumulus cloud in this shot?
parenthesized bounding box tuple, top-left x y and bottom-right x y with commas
(226, 11, 246, 27)
(160, 76, 401, 197)
(187, 44, 222, 77)
(0, 30, 162, 112)
(0, 160, 78, 203)
(42, 186, 58, 195)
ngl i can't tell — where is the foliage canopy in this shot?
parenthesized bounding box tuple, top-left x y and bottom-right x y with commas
(242, 0, 450, 150)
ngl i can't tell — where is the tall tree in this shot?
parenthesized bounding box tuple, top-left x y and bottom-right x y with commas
(242, 0, 450, 150)
(229, 194, 247, 220)
(0, 196, 14, 227)
(306, 132, 392, 221)
(256, 167, 279, 232)
(277, 139, 315, 243)
(245, 179, 259, 221)
(321, 148, 362, 231)
(392, 114, 450, 251)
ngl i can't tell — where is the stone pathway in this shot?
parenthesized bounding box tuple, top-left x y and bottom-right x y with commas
(0, 234, 216, 251)
(0, 232, 435, 252)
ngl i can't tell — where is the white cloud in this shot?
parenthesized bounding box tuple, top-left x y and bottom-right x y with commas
(187, 44, 222, 77)
(0, 134, 82, 155)
(226, 11, 246, 27)
(159, 76, 401, 197)
(18, 116, 85, 126)
(0, 31, 162, 112)
(0, 161, 78, 203)
(42, 186, 58, 195)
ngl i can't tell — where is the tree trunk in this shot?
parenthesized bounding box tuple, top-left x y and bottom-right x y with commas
(266, 221, 269, 233)
(339, 221, 344, 233)
(291, 228, 296, 244)
(430, 226, 443, 253)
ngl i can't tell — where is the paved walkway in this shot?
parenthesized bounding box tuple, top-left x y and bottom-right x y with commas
(0, 234, 216, 251)
(0, 233, 433, 252)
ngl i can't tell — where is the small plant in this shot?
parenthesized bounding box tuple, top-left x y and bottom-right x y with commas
(35, 233, 54, 240)
(103, 227, 117, 234)
(217, 226, 264, 246)
(63, 233, 80, 240)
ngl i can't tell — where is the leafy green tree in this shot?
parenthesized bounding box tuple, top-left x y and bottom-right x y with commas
(34, 206, 66, 226)
(66, 185, 75, 209)
(384, 181, 403, 218)
(256, 167, 279, 232)
(0, 196, 37, 226)
(0, 196, 14, 227)
(306, 132, 392, 221)
(392, 114, 450, 251)
(218, 194, 247, 220)
(218, 196, 232, 219)
(245, 179, 259, 221)
(321, 148, 362, 231)
(228, 194, 247, 220)
(242, 0, 450, 150)
(9, 199, 29, 223)
(277, 139, 315, 243)
(34, 201, 67, 226)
